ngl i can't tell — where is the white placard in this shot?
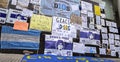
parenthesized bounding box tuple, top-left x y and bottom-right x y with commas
(96, 25, 102, 30)
(110, 45, 115, 51)
(68, 24, 77, 38)
(11, 0, 17, 5)
(0, 8, 8, 24)
(89, 24, 94, 29)
(99, 48, 106, 55)
(115, 40, 120, 46)
(52, 16, 70, 37)
(96, 16, 101, 25)
(101, 27, 107, 33)
(6, 9, 27, 24)
(30, 0, 41, 5)
(101, 19, 105, 26)
(101, 14, 106, 18)
(115, 34, 120, 40)
(16, 0, 29, 10)
(81, 14, 88, 28)
(88, 12, 94, 18)
(106, 21, 111, 26)
(108, 33, 114, 39)
(102, 33, 108, 39)
(111, 22, 117, 27)
(81, 10, 87, 14)
(109, 39, 114, 45)
(73, 43, 85, 54)
(85, 46, 97, 54)
(102, 40, 109, 45)
(22, 8, 33, 17)
(111, 51, 116, 56)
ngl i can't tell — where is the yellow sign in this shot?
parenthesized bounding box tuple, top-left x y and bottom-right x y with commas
(30, 14, 52, 32)
(94, 5, 101, 16)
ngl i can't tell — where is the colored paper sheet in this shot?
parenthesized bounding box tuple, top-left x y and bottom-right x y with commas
(94, 5, 101, 16)
(13, 21, 29, 31)
(30, 14, 52, 32)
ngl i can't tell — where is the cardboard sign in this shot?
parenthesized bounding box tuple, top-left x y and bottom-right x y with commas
(0, 0, 9, 8)
(70, 14, 82, 25)
(14, 21, 29, 31)
(30, 14, 52, 32)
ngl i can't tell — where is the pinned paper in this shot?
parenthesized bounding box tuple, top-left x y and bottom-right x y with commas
(30, 14, 52, 32)
(13, 21, 29, 31)
(94, 5, 101, 16)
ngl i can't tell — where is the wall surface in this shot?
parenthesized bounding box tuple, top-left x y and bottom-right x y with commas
(91, 0, 115, 20)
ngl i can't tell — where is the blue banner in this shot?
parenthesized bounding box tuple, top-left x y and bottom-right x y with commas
(21, 54, 115, 62)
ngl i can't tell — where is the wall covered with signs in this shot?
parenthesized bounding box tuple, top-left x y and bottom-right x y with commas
(0, 0, 119, 58)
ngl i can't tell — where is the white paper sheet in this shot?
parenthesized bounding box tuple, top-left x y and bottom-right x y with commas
(99, 48, 106, 55)
(88, 12, 94, 18)
(101, 14, 106, 18)
(108, 33, 114, 39)
(81, 14, 88, 28)
(73, 43, 85, 54)
(115, 34, 120, 40)
(11, 0, 17, 5)
(16, 0, 29, 9)
(22, 8, 33, 17)
(102, 40, 108, 45)
(101, 27, 107, 33)
(106, 21, 111, 26)
(30, 0, 41, 5)
(102, 33, 108, 39)
(96, 16, 101, 25)
(111, 51, 116, 56)
(109, 39, 114, 45)
(115, 40, 120, 46)
(101, 19, 105, 26)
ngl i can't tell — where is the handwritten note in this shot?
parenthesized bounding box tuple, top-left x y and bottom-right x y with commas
(30, 14, 52, 32)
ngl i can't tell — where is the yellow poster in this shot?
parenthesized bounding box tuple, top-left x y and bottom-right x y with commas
(30, 14, 52, 32)
(94, 5, 101, 16)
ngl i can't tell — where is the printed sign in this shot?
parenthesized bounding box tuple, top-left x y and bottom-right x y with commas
(80, 28, 100, 46)
(41, 0, 80, 18)
(44, 35, 73, 56)
(6, 9, 28, 24)
(30, 0, 41, 5)
(99, 48, 106, 55)
(73, 42, 85, 54)
(52, 16, 70, 37)
(0, 8, 8, 23)
(85, 46, 97, 54)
